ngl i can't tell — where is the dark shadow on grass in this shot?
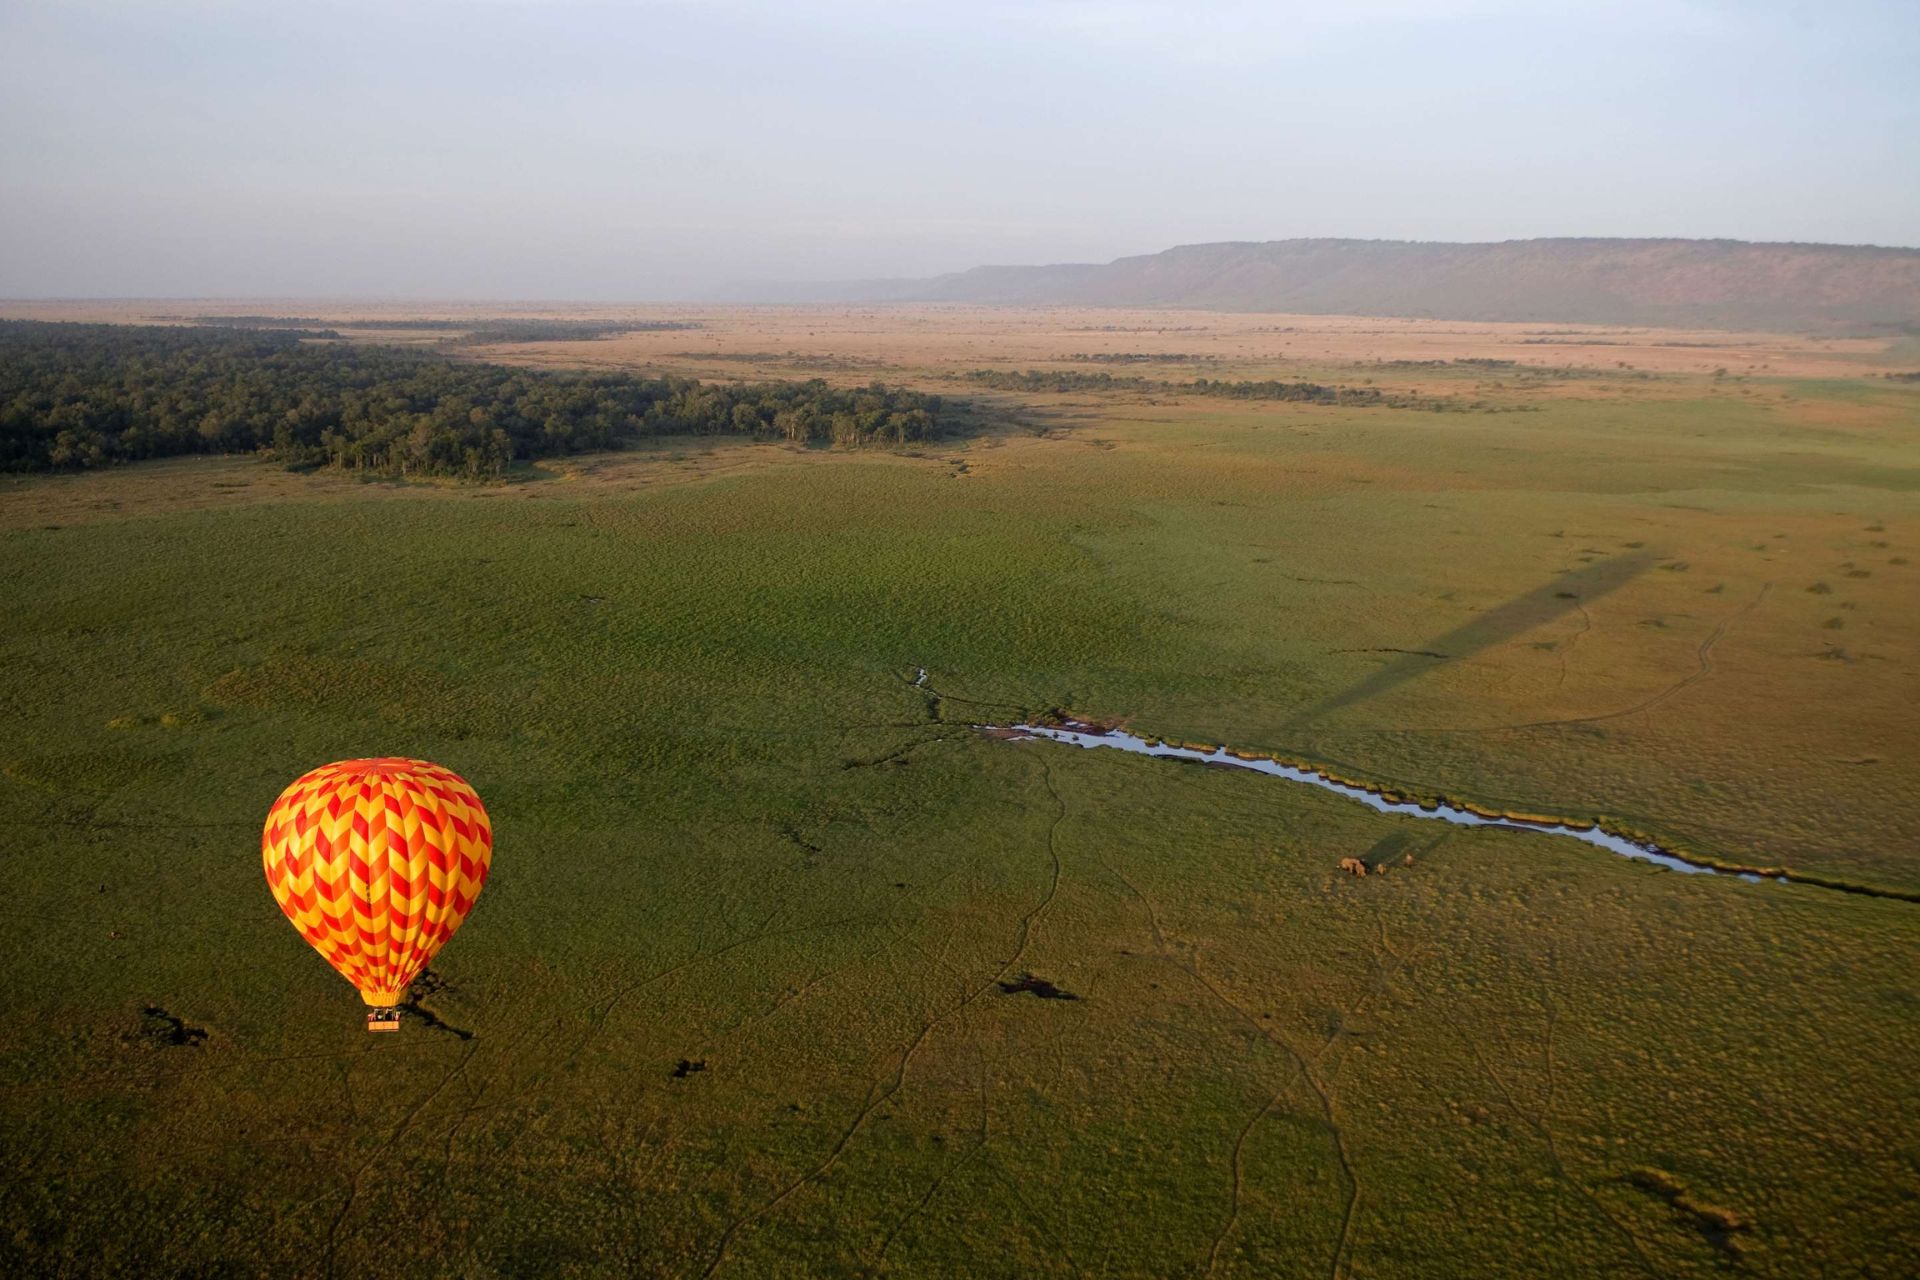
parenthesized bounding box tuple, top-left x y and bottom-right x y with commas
(997, 973, 1079, 1000)
(1293, 551, 1657, 726)
(140, 1005, 208, 1047)
(1361, 831, 1413, 870)
(401, 970, 475, 1040)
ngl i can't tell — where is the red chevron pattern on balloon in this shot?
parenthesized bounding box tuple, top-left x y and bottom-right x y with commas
(260, 758, 492, 1008)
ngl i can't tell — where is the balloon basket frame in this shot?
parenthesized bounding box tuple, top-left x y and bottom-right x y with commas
(366, 1009, 401, 1033)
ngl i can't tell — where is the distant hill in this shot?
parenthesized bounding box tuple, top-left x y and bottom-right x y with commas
(765, 238, 1920, 331)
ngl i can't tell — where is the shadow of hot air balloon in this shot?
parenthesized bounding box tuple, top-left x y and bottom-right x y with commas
(1291, 550, 1657, 727)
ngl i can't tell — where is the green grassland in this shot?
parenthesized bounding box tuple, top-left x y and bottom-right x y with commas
(1, 364, 1917, 1276)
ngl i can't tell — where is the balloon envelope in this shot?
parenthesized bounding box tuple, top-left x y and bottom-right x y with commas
(261, 758, 492, 1007)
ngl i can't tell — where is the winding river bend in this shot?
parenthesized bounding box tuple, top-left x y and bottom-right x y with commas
(1004, 721, 1784, 883)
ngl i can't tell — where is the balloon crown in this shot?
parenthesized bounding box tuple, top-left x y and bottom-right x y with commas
(331, 757, 443, 776)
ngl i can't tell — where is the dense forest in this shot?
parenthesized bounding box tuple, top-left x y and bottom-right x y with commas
(0, 322, 942, 477)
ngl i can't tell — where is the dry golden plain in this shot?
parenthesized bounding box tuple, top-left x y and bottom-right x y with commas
(1, 299, 1907, 378)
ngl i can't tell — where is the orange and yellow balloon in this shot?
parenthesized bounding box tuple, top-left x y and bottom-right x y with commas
(261, 758, 492, 1017)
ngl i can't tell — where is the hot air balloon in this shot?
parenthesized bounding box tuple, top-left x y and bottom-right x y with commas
(261, 758, 492, 1031)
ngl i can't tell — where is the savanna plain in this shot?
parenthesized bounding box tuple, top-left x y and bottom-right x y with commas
(2, 304, 1917, 1277)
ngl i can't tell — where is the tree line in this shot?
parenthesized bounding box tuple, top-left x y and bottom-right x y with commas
(956, 368, 1538, 411)
(962, 368, 1395, 405)
(0, 322, 942, 477)
(1057, 352, 1215, 364)
(151, 315, 699, 342)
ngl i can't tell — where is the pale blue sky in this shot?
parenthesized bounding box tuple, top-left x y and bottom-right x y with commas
(2, 0, 1915, 298)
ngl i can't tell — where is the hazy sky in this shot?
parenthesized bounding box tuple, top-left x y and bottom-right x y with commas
(3, 0, 1916, 299)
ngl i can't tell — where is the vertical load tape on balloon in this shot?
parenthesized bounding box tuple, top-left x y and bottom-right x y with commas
(261, 758, 492, 1027)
